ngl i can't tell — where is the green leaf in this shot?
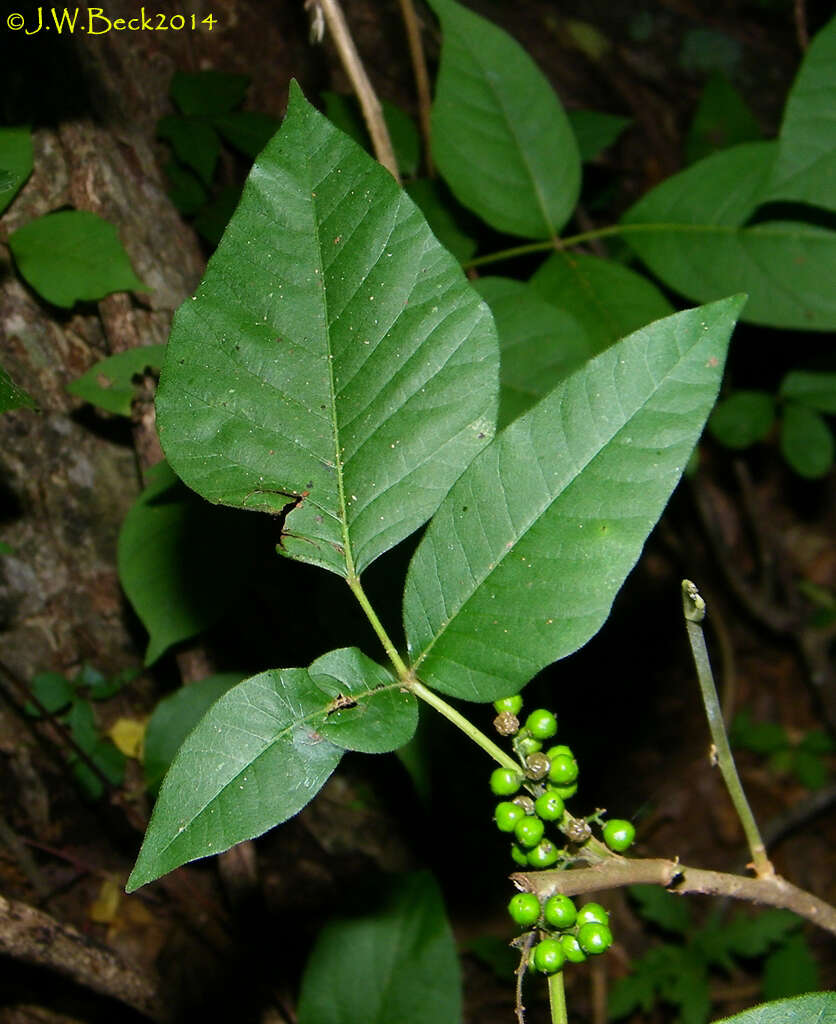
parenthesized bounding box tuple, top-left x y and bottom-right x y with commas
(730, 710, 788, 755)
(25, 672, 75, 716)
(428, 0, 580, 238)
(83, 666, 138, 701)
(117, 461, 262, 665)
(763, 934, 821, 1000)
(8, 210, 147, 309)
(780, 403, 834, 478)
(310, 648, 417, 754)
(403, 296, 744, 700)
(0, 363, 37, 413)
(567, 109, 631, 162)
(404, 179, 476, 264)
(686, 72, 761, 165)
(127, 649, 414, 890)
(66, 700, 126, 799)
(765, 15, 836, 213)
(466, 935, 518, 978)
(156, 82, 498, 579)
(164, 159, 208, 216)
(709, 390, 775, 449)
(213, 111, 280, 159)
(297, 871, 461, 1024)
(530, 251, 674, 354)
(797, 729, 835, 755)
(170, 70, 249, 117)
(157, 116, 220, 186)
(320, 93, 420, 178)
(143, 673, 244, 794)
(628, 884, 692, 935)
(791, 749, 828, 789)
(722, 909, 801, 958)
(0, 541, 14, 555)
(475, 276, 594, 428)
(779, 371, 836, 414)
(67, 345, 166, 416)
(622, 141, 836, 329)
(0, 126, 33, 216)
(712, 993, 836, 1024)
(192, 185, 241, 247)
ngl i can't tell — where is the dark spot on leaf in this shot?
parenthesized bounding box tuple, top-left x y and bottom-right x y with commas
(326, 693, 358, 715)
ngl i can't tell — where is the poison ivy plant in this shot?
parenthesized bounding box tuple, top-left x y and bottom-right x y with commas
(711, 993, 836, 1024)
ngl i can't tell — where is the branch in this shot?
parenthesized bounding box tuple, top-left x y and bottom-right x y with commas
(0, 892, 167, 1020)
(314, 0, 400, 181)
(396, 0, 434, 174)
(511, 858, 836, 935)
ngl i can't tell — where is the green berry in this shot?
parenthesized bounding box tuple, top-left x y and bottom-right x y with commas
(490, 767, 522, 796)
(576, 902, 608, 926)
(545, 744, 574, 760)
(543, 893, 577, 930)
(525, 709, 557, 740)
(494, 695, 523, 715)
(560, 934, 587, 963)
(516, 736, 543, 756)
(549, 781, 578, 800)
(508, 892, 540, 927)
(532, 938, 565, 974)
(534, 790, 564, 821)
(548, 753, 579, 785)
(494, 801, 525, 833)
(514, 815, 545, 848)
(510, 843, 529, 868)
(526, 839, 559, 868)
(603, 819, 636, 852)
(577, 921, 613, 955)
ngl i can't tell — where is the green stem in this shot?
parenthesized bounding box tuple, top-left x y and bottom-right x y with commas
(409, 679, 521, 773)
(347, 576, 409, 680)
(681, 580, 774, 877)
(548, 971, 568, 1024)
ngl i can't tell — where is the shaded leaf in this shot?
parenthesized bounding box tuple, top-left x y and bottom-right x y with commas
(25, 672, 75, 716)
(708, 390, 775, 449)
(722, 909, 801, 958)
(780, 371, 836, 414)
(0, 126, 33, 216)
(711, 992, 836, 1024)
(170, 70, 249, 117)
(629, 884, 691, 935)
(475, 276, 594, 428)
(780, 403, 834, 478)
(567, 109, 631, 162)
(428, 0, 580, 238)
(127, 648, 413, 890)
(530, 251, 673, 354)
(8, 210, 147, 309)
(730, 710, 787, 755)
(192, 185, 241, 247)
(622, 141, 836, 329)
(157, 115, 220, 186)
(297, 871, 461, 1024)
(0, 363, 37, 413)
(405, 179, 476, 264)
(67, 345, 166, 416)
(763, 933, 820, 1000)
(156, 82, 498, 579)
(117, 461, 262, 665)
(403, 297, 743, 700)
(322, 92, 421, 179)
(686, 72, 761, 165)
(765, 16, 836, 213)
(164, 159, 208, 216)
(143, 673, 244, 794)
(213, 111, 280, 159)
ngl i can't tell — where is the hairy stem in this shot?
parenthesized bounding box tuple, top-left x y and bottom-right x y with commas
(682, 580, 773, 877)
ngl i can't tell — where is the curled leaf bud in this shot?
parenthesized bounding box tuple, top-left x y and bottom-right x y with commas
(525, 752, 550, 780)
(493, 711, 520, 736)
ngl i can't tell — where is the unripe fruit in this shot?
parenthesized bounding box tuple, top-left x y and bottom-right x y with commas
(577, 921, 613, 955)
(603, 819, 636, 852)
(494, 696, 523, 715)
(516, 736, 543, 756)
(534, 790, 564, 821)
(510, 843, 529, 868)
(545, 744, 574, 760)
(526, 839, 559, 868)
(525, 709, 557, 740)
(549, 781, 578, 800)
(508, 892, 540, 927)
(514, 815, 545, 848)
(532, 938, 565, 974)
(494, 711, 520, 736)
(490, 767, 522, 796)
(576, 902, 608, 926)
(560, 933, 587, 963)
(543, 893, 577, 930)
(548, 753, 579, 785)
(494, 801, 525, 833)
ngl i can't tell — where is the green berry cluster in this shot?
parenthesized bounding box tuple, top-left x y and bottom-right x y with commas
(507, 892, 614, 974)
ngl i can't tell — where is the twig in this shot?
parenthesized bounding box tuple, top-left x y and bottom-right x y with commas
(682, 580, 773, 878)
(396, 0, 434, 174)
(0, 892, 167, 1020)
(794, 0, 809, 51)
(313, 0, 400, 181)
(512, 857, 836, 935)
